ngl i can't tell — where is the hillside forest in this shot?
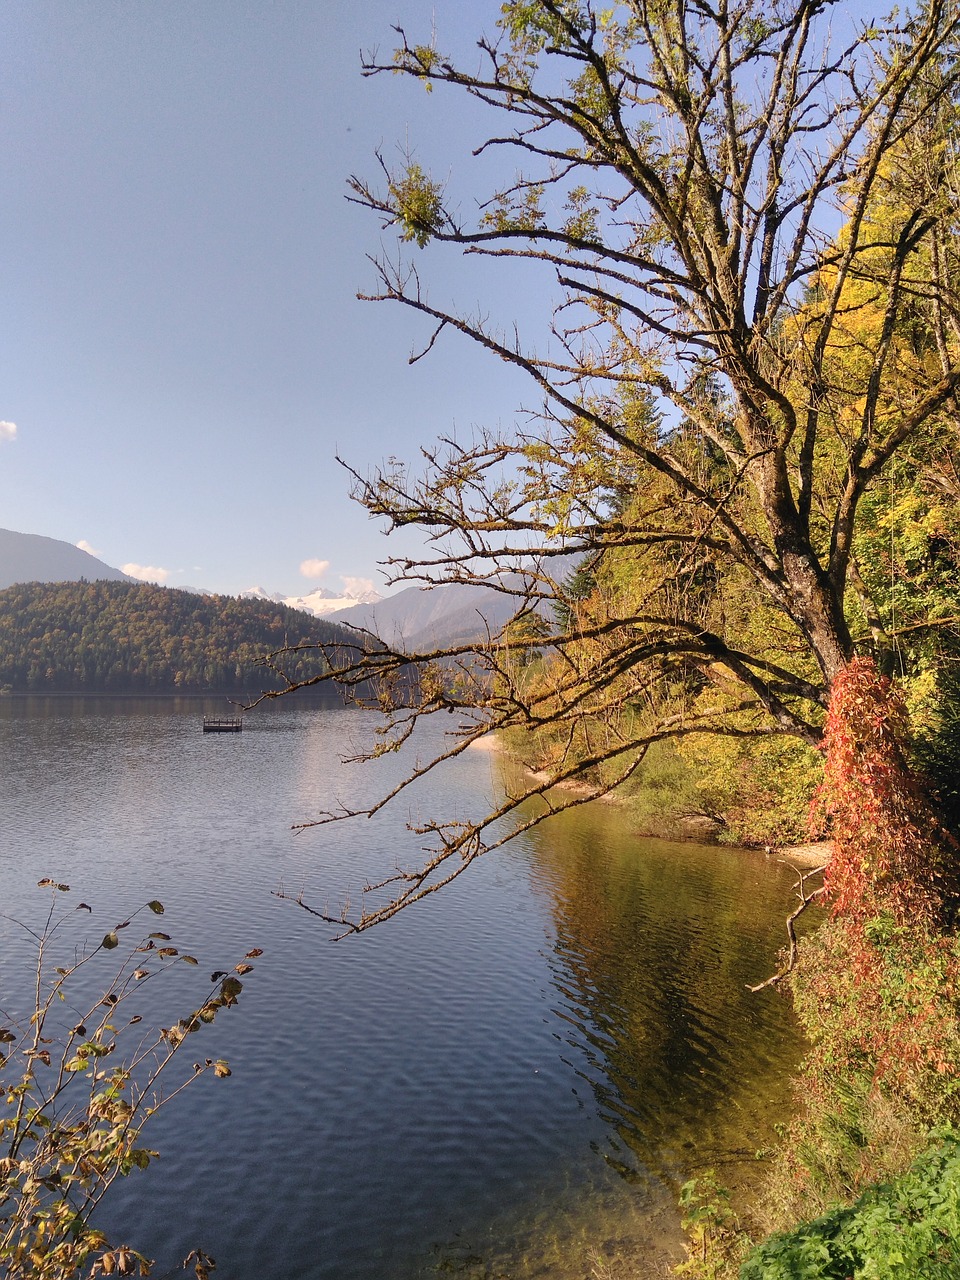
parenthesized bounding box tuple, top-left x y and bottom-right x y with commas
(0, 581, 347, 694)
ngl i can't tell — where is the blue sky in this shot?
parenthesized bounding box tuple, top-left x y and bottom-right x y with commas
(1, 2, 542, 598)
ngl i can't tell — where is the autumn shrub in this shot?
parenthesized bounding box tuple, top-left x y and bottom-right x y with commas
(811, 657, 957, 925)
(0, 882, 259, 1279)
(759, 659, 960, 1230)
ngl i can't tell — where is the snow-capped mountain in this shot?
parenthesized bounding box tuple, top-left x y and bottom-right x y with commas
(330, 580, 525, 649)
(240, 584, 383, 618)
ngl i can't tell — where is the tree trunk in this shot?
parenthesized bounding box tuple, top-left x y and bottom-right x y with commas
(758, 455, 854, 686)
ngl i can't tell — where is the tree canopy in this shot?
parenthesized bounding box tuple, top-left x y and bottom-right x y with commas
(273, 0, 960, 931)
(0, 581, 347, 694)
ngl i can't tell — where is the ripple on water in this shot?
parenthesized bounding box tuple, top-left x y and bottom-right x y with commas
(0, 699, 812, 1279)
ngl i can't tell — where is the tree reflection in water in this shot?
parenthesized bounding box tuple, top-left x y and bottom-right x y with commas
(518, 793, 814, 1203)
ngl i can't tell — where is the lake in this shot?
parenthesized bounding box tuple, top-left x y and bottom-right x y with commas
(0, 696, 809, 1278)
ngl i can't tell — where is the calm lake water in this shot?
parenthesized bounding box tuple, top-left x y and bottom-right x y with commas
(0, 697, 809, 1278)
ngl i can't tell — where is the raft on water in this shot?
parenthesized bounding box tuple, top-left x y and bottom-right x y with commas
(202, 716, 243, 733)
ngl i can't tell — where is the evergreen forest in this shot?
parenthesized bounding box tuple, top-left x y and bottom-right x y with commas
(0, 581, 349, 693)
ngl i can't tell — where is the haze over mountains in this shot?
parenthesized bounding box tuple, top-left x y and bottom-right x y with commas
(243, 581, 525, 648)
(332, 582, 524, 651)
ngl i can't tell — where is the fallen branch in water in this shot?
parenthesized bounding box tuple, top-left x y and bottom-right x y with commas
(748, 865, 827, 992)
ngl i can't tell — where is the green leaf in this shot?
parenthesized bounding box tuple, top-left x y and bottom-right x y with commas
(102, 932, 119, 950)
(147, 900, 165, 914)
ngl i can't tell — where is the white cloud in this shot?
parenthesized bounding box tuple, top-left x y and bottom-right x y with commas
(122, 563, 170, 584)
(76, 539, 100, 557)
(0, 421, 17, 443)
(341, 576, 375, 599)
(299, 558, 330, 580)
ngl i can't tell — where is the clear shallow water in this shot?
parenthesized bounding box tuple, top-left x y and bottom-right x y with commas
(0, 697, 809, 1278)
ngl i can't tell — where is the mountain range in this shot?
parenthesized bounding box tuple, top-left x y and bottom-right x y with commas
(0, 528, 378, 617)
(239, 583, 383, 617)
(331, 580, 526, 650)
(240, 582, 533, 647)
(0, 526, 549, 650)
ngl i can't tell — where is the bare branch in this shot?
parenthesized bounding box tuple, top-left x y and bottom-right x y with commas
(748, 865, 828, 991)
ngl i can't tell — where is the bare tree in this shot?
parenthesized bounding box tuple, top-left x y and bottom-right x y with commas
(262, 0, 960, 932)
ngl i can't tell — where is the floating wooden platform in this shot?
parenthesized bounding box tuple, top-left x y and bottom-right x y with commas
(202, 716, 243, 733)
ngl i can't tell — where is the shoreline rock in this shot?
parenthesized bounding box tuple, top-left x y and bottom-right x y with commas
(765, 841, 832, 869)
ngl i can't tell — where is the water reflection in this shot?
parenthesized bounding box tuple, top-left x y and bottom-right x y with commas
(0, 700, 811, 1279)
(420, 764, 813, 1278)
(518, 798, 808, 1197)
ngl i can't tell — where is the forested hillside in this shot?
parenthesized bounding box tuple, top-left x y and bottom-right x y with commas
(0, 581, 349, 693)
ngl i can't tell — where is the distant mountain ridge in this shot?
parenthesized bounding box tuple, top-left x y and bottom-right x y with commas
(0, 528, 132, 590)
(238, 578, 538, 648)
(0, 526, 559, 651)
(330, 555, 580, 649)
(332, 578, 543, 650)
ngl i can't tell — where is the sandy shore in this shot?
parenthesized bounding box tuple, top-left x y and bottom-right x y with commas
(766, 841, 832, 869)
